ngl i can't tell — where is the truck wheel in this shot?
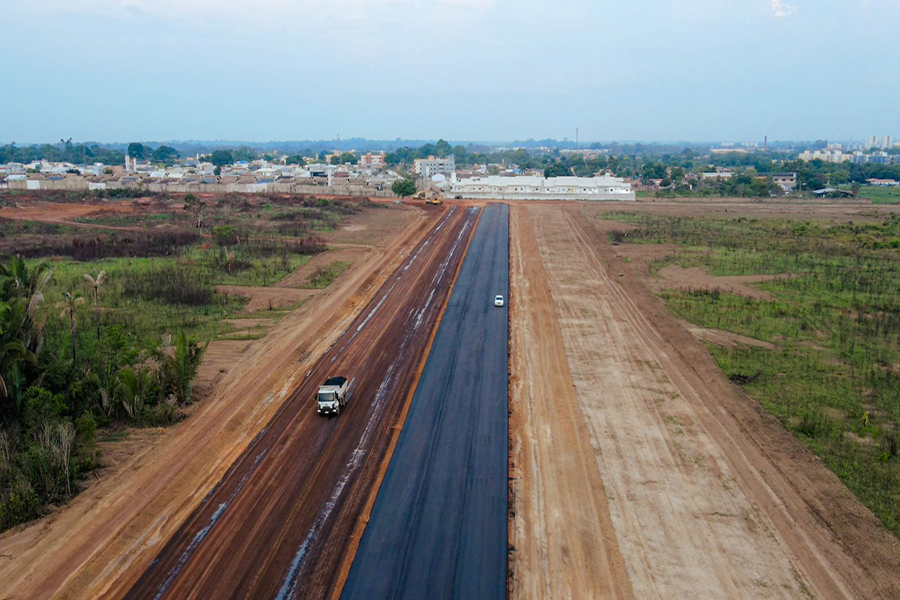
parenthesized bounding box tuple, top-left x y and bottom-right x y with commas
(335, 405, 341, 416)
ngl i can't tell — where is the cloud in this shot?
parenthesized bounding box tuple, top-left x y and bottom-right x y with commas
(771, 0, 798, 18)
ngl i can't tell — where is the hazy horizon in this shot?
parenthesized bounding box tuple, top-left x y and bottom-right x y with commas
(3, 0, 899, 143)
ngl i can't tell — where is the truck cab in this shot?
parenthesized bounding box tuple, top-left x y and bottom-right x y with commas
(317, 376, 349, 416)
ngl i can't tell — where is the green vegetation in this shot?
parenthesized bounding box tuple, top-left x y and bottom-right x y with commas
(859, 186, 900, 205)
(0, 193, 366, 532)
(391, 178, 417, 197)
(0, 256, 204, 530)
(0, 141, 125, 166)
(605, 211, 900, 536)
(329, 152, 358, 165)
(304, 262, 350, 289)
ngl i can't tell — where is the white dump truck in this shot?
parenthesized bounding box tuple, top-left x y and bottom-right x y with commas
(317, 376, 349, 416)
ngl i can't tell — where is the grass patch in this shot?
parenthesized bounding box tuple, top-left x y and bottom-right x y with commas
(42, 257, 247, 350)
(193, 249, 312, 287)
(859, 186, 900, 205)
(76, 212, 178, 227)
(303, 261, 350, 289)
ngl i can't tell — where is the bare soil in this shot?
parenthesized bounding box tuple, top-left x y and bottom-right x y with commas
(684, 325, 779, 350)
(508, 201, 900, 599)
(650, 264, 794, 300)
(0, 199, 146, 231)
(278, 247, 368, 288)
(215, 284, 316, 312)
(509, 206, 633, 599)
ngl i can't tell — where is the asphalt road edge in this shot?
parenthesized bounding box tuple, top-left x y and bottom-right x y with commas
(329, 205, 484, 600)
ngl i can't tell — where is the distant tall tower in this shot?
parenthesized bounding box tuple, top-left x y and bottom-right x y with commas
(125, 153, 131, 172)
(883, 135, 893, 150)
(764, 135, 768, 152)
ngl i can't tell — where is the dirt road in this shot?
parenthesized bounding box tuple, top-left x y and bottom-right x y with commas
(509, 206, 633, 599)
(0, 205, 439, 598)
(122, 206, 479, 598)
(508, 204, 900, 599)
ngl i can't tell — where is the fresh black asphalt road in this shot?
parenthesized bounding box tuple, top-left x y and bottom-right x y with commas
(341, 203, 509, 600)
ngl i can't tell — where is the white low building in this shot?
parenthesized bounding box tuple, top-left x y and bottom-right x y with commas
(449, 175, 634, 201)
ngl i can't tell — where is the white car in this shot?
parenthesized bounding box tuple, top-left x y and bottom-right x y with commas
(494, 295, 504, 307)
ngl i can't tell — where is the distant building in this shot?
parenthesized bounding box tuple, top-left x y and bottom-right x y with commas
(359, 152, 386, 168)
(768, 172, 797, 192)
(813, 188, 854, 198)
(701, 172, 734, 180)
(869, 151, 892, 165)
(414, 156, 455, 178)
(710, 148, 751, 154)
(798, 150, 851, 163)
(450, 175, 634, 201)
(866, 178, 899, 187)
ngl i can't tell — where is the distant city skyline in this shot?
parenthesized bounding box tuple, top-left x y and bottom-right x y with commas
(2, 0, 899, 143)
(2, 135, 896, 150)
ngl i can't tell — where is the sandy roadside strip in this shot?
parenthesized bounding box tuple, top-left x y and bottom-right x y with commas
(509, 204, 633, 599)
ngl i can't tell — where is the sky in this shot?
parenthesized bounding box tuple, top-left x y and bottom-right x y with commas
(1, 0, 898, 144)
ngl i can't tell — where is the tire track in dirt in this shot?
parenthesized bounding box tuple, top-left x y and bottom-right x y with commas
(528, 204, 813, 599)
(122, 206, 480, 599)
(571, 204, 900, 599)
(508, 204, 633, 600)
(0, 207, 435, 599)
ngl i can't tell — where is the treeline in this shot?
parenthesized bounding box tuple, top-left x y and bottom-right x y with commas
(786, 160, 900, 190)
(0, 257, 205, 530)
(0, 142, 124, 166)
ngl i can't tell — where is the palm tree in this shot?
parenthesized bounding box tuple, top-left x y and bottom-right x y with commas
(117, 366, 153, 421)
(156, 331, 205, 405)
(83, 270, 107, 340)
(0, 256, 54, 354)
(57, 292, 85, 362)
(0, 300, 35, 399)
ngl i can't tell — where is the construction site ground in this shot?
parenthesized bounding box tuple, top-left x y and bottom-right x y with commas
(2, 195, 900, 599)
(0, 198, 442, 598)
(508, 201, 900, 599)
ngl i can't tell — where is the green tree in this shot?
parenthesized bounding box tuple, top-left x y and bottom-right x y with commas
(150, 145, 179, 163)
(56, 292, 85, 362)
(213, 225, 236, 247)
(544, 162, 570, 178)
(82, 271, 107, 341)
(155, 332, 205, 405)
(391, 178, 417, 197)
(330, 152, 358, 165)
(0, 306, 34, 400)
(210, 149, 234, 167)
(127, 142, 146, 159)
(183, 193, 205, 228)
(117, 366, 155, 421)
(0, 257, 54, 354)
(435, 139, 452, 157)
